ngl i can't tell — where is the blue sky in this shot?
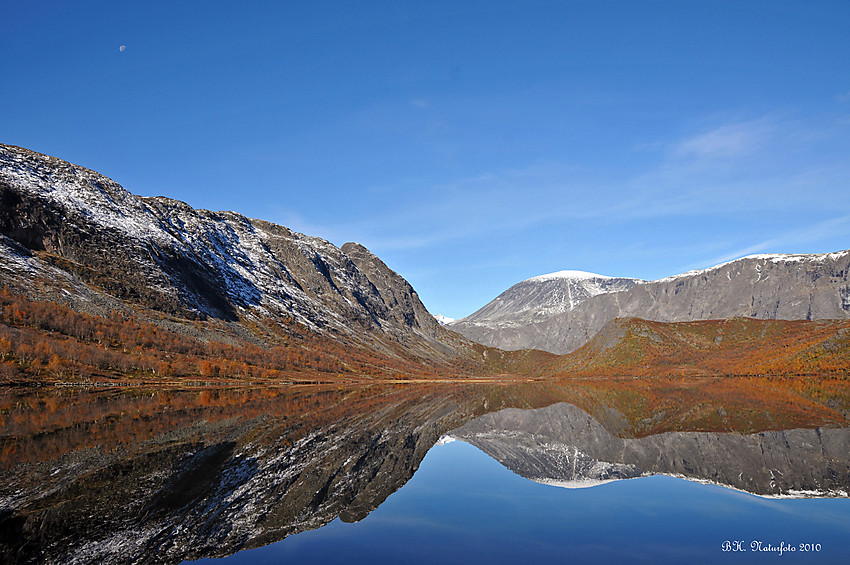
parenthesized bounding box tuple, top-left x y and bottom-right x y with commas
(3, 1, 850, 318)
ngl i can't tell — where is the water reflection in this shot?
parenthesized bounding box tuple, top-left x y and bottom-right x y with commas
(0, 384, 480, 564)
(0, 378, 848, 564)
(449, 403, 850, 497)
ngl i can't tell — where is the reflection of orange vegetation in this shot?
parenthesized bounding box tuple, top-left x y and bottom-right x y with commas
(0, 382, 486, 468)
(2, 375, 847, 470)
(477, 375, 849, 437)
(548, 317, 850, 378)
(2, 286, 850, 453)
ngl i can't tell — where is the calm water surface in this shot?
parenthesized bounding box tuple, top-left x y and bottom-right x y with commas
(200, 439, 850, 565)
(1, 380, 848, 564)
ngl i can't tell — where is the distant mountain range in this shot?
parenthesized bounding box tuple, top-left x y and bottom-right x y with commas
(449, 253, 850, 354)
(433, 314, 455, 326)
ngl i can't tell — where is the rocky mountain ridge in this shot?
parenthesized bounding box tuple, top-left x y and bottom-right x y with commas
(458, 270, 640, 328)
(450, 251, 850, 354)
(0, 143, 458, 363)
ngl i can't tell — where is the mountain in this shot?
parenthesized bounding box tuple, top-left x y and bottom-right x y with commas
(457, 270, 640, 327)
(433, 314, 455, 326)
(4, 142, 849, 382)
(0, 143, 469, 374)
(449, 253, 850, 354)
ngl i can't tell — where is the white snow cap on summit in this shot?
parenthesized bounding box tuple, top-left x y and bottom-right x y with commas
(433, 314, 455, 325)
(525, 270, 614, 283)
(652, 250, 850, 283)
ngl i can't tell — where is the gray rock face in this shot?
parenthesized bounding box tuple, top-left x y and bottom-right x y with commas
(450, 253, 850, 354)
(458, 271, 641, 327)
(450, 403, 850, 496)
(0, 144, 454, 359)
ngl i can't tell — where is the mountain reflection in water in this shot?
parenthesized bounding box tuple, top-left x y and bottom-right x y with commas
(450, 403, 850, 496)
(1, 378, 849, 564)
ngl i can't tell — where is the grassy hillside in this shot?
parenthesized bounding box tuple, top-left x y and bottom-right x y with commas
(548, 316, 850, 378)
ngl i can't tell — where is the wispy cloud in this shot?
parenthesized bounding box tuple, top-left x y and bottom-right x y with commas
(612, 114, 850, 220)
(275, 113, 850, 266)
(704, 215, 850, 267)
(672, 119, 772, 161)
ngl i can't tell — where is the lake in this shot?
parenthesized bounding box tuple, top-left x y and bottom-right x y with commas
(199, 440, 850, 565)
(1, 378, 849, 564)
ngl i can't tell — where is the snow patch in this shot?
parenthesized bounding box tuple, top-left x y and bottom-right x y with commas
(654, 250, 850, 283)
(533, 477, 621, 489)
(526, 270, 614, 283)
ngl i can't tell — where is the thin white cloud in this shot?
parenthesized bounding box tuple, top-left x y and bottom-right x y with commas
(611, 114, 850, 221)
(270, 113, 850, 261)
(671, 118, 773, 161)
(703, 215, 850, 267)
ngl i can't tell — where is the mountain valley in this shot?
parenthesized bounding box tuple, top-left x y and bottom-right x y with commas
(1, 143, 850, 384)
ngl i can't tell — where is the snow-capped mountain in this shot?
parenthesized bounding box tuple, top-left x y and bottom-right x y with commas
(453, 270, 641, 329)
(449, 252, 850, 354)
(433, 314, 455, 326)
(0, 143, 456, 360)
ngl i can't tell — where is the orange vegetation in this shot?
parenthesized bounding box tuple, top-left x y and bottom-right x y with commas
(0, 287, 469, 384)
(2, 286, 850, 386)
(547, 317, 850, 378)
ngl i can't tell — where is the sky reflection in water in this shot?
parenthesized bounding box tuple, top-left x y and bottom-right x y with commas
(198, 439, 850, 565)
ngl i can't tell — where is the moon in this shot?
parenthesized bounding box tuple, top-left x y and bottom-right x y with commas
(119, 45, 126, 52)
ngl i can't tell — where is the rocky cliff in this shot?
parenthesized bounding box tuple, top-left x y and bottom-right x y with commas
(450, 252, 850, 354)
(0, 143, 456, 362)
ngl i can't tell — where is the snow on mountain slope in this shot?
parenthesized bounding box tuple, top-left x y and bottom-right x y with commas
(453, 271, 641, 329)
(527, 270, 615, 282)
(433, 314, 455, 326)
(0, 143, 448, 356)
(651, 251, 850, 284)
(449, 251, 850, 354)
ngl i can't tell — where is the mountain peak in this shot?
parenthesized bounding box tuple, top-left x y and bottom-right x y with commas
(0, 143, 454, 360)
(452, 270, 641, 329)
(450, 249, 850, 354)
(653, 250, 850, 283)
(526, 270, 617, 283)
(433, 314, 456, 326)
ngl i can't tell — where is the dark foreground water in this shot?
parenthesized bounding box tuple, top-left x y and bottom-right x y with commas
(2, 379, 849, 564)
(198, 439, 850, 565)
